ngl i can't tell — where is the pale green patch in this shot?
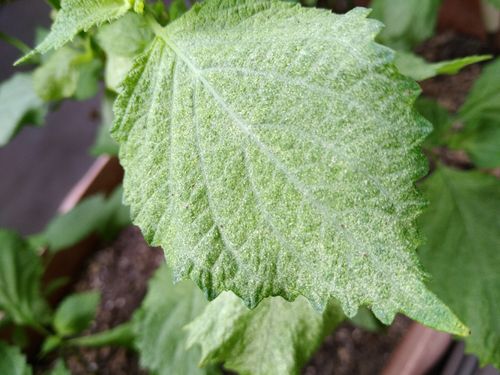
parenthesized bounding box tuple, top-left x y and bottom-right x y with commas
(0, 342, 32, 375)
(96, 12, 154, 91)
(113, 0, 467, 334)
(132, 265, 217, 375)
(395, 52, 491, 81)
(53, 291, 100, 336)
(451, 59, 500, 167)
(371, 0, 442, 50)
(47, 360, 70, 375)
(418, 167, 500, 368)
(0, 73, 46, 147)
(16, 0, 138, 64)
(186, 292, 344, 375)
(91, 93, 119, 156)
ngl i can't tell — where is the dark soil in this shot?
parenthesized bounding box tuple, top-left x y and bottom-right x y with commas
(62, 227, 164, 375)
(304, 317, 411, 375)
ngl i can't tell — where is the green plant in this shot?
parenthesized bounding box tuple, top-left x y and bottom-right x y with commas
(0, 0, 499, 373)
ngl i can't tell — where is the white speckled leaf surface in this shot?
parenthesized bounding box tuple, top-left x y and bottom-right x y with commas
(112, 0, 467, 334)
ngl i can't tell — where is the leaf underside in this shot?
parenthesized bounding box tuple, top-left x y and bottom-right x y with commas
(112, 0, 466, 334)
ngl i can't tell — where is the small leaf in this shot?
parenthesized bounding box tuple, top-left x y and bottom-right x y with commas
(0, 342, 32, 375)
(0, 73, 47, 147)
(418, 167, 500, 368)
(132, 265, 216, 375)
(114, 0, 466, 334)
(370, 0, 442, 50)
(395, 51, 491, 81)
(91, 93, 120, 156)
(41, 335, 63, 355)
(414, 97, 453, 147)
(16, 0, 133, 65)
(47, 360, 71, 375)
(0, 230, 50, 327)
(68, 322, 135, 347)
(37, 186, 130, 253)
(451, 59, 500, 167)
(186, 293, 344, 375)
(53, 291, 100, 336)
(96, 12, 154, 91)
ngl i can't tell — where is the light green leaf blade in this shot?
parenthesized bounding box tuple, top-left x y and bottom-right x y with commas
(0, 230, 50, 327)
(96, 12, 154, 91)
(53, 291, 100, 336)
(370, 0, 442, 50)
(91, 93, 120, 156)
(36, 186, 130, 253)
(414, 97, 453, 147)
(452, 59, 500, 167)
(418, 167, 500, 368)
(33, 46, 81, 101)
(16, 0, 134, 64)
(395, 51, 491, 81)
(186, 292, 344, 375)
(0, 342, 32, 375)
(113, 0, 467, 334)
(47, 359, 70, 375)
(132, 265, 217, 375)
(0, 73, 47, 147)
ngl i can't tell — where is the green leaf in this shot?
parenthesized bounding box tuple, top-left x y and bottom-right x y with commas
(41, 335, 63, 355)
(414, 97, 453, 147)
(37, 186, 130, 253)
(96, 12, 154, 91)
(486, 0, 500, 9)
(418, 167, 500, 368)
(370, 0, 442, 50)
(53, 291, 100, 336)
(0, 230, 50, 327)
(394, 52, 491, 81)
(16, 0, 136, 65)
(68, 322, 135, 347)
(113, 0, 466, 334)
(74, 58, 102, 100)
(0, 342, 32, 375)
(48, 360, 71, 375)
(0, 73, 47, 147)
(452, 59, 500, 167)
(349, 307, 383, 332)
(168, 0, 188, 21)
(91, 93, 120, 156)
(186, 293, 344, 375)
(132, 265, 215, 375)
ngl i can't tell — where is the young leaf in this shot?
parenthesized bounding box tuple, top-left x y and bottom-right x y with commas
(47, 360, 71, 375)
(96, 12, 154, 91)
(186, 293, 344, 375)
(414, 97, 453, 147)
(394, 52, 491, 81)
(35, 186, 130, 253)
(0, 73, 47, 147)
(113, 0, 466, 334)
(0, 230, 51, 327)
(418, 167, 500, 368)
(33, 46, 81, 101)
(0, 342, 32, 375)
(53, 291, 100, 336)
(16, 0, 139, 64)
(451, 59, 500, 167)
(132, 265, 216, 375)
(91, 93, 120, 156)
(68, 321, 135, 347)
(370, 0, 442, 50)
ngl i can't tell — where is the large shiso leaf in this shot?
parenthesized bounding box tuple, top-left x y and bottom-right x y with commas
(112, 0, 466, 334)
